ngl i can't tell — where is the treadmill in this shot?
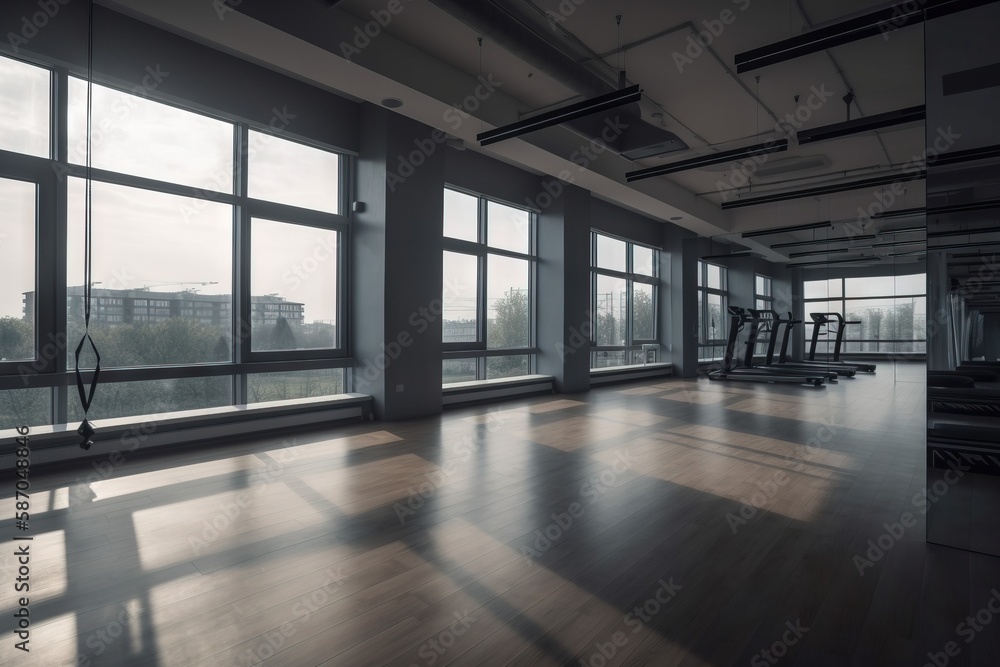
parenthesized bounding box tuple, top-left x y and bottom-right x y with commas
(764, 310, 859, 377)
(743, 309, 841, 381)
(709, 306, 826, 387)
(808, 312, 877, 373)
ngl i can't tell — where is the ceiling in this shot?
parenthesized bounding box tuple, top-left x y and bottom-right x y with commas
(104, 0, 932, 255)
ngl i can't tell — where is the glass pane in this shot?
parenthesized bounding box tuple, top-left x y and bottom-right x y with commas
(756, 275, 772, 297)
(487, 201, 530, 253)
(0, 388, 50, 430)
(487, 255, 529, 349)
(804, 278, 841, 299)
(0, 177, 35, 362)
(697, 261, 704, 287)
(845, 275, 896, 298)
(67, 178, 233, 367)
(596, 234, 626, 272)
(706, 293, 724, 342)
(248, 369, 346, 403)
(595, 275, 626, 345)
(0, 56, 50, 158)
(443, 251, 478, 343)
(592, 350, 626, 369)
(803, 300, 843, 352)
(894, 273, 926, 296)
(68, 78, 233, 192)
(633, 246, 655, 277)
(697, 291, 704, 342)
(486, 355, 529, 379)
(632, 283, 655, 340)
(443, 358, 477, 383)
(251, 219, 338, 351)
(444, 189, 478, 241)
(68, 377, 232, 422)
(707, 263, 723, 290)
(844, 298, 895, 351)
(248, 130, 339, 213)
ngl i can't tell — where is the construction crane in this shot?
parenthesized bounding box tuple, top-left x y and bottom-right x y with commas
(135, 281, 219, 293)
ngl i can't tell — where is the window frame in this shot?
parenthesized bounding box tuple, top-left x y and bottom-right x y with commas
(442, 186, 537, 381)
(590, 231, 660, 369)
(697, 260, 729, 362)
(0, 55, 353, 427)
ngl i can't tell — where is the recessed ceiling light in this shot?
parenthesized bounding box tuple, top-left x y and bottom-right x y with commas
(381, 97, 403, 109)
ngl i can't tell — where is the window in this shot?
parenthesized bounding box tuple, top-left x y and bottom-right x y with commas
(442, 188, 535, 383)
(0, 56, 50, 158)
(248, 130, 340, 213)
(591, 232, 659, 369)
(2, 51, 351, 427)
(250, 219, 339, 352)
(753, 275, 774, 356)
(802, 274, 926, 355)
(0, 177, 36, 363)
(697, 261, 728, 362)
(68, 77, 234, 192)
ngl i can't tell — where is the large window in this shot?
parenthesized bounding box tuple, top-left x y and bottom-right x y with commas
(591, 232, 659, 369)
(0, 53, 349, 430)
(802, 274, 926, 355)
(442, 188, 535, 383)
(697, 261, 728, 362)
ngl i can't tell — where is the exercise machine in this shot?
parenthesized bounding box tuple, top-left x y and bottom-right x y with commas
(743, 309, 842, 380)
(807, 312, 877, 373)
(749, 309, 854, 378)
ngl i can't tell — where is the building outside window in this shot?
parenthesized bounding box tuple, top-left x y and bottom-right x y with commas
(442, 188, 535, 383)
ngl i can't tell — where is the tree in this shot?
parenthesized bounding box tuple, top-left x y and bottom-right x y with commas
(0, 317, 33, 361)
(633, 287, 654, 340)
(486, 289, 529, 378)
(270, 316, 298, 351)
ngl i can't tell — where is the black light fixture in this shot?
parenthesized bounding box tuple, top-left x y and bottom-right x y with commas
(734, 0, 995, 73)
(927, 198, 1000, 215)
(797, 106, 925, 145)
(770, 234, 876, 249)
(701, 251, 754, 260)
(625, 139, 788, 181)
(876, 226, 926, 235)
(927, 144, 1000, 167)
(872, 208, 926, 221)
(722, 170, 926, 209)
(871, 239, 926, 248)
(929, 241, 1000, 251)
(788, 248, 851, 258)
(741, 220, 832, 238)
(927, 226, 1000, 239)
(478, 85, 641, 146)
(787, 256, 883, 269)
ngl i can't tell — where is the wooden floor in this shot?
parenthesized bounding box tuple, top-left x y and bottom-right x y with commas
(3, 363, 1000, 666)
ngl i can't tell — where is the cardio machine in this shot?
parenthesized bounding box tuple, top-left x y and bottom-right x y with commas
(745, 309, 850, 379)
(807, 312, 876, 373)
(709, 306, 826, 387)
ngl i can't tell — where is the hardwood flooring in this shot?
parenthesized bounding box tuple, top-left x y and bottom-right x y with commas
(3, 362, 999, 666)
